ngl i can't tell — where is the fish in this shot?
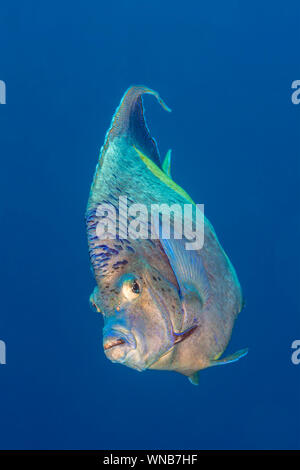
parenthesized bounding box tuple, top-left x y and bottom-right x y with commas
(86, 85, 248, 385)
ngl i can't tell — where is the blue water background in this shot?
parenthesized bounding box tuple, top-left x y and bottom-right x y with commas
(0, 0, 299, 450)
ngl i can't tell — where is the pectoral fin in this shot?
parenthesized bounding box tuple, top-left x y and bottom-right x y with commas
(210, 348, 248, 367)
(151, 216, 210, 332)
(156, 233, 211, 305)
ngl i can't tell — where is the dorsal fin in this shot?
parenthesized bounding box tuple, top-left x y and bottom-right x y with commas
(102, 86, 171, 168)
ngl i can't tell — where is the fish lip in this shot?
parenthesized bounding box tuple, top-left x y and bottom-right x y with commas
(103, 328, 137, 350)
(103, 338, 126, 351)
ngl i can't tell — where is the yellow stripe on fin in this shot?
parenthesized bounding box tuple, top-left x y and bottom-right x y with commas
(134, 146, 194, 204)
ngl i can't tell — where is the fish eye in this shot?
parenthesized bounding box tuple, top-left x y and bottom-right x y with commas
(131, 280, 140, 294)
(121, 275, 142, 301)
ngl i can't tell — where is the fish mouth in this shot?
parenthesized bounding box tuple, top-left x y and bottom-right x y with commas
(103, 328, 137, 365)
(103, 328, 149, 372)
(103, 338, 126, 351)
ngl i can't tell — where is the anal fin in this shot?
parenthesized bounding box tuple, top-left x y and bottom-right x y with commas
(188, 372, 199, 385)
